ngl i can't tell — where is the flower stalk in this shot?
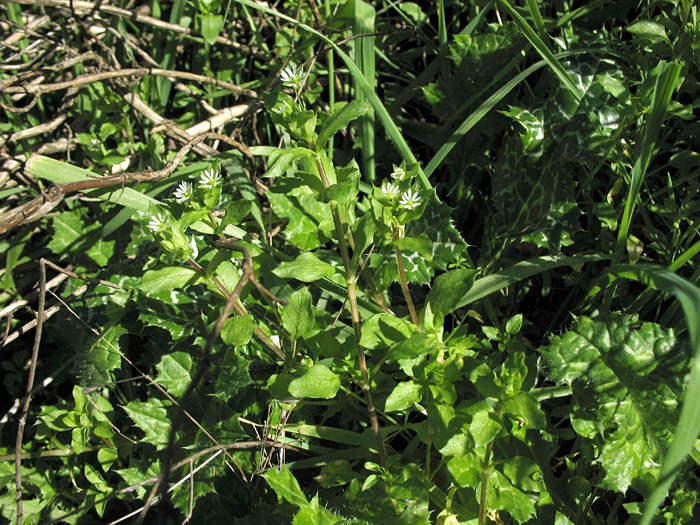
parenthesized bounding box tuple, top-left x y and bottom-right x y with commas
(314, 155, 388, 471)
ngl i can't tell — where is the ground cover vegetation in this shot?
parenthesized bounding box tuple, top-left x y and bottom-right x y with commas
(1, 0, 699, 523)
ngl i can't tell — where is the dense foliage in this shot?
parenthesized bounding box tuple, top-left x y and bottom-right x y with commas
(1, 0, 699, 523)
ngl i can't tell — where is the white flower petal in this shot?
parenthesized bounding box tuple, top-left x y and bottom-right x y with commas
(399, 189, 422, 210)
(148, 213, 168, 232)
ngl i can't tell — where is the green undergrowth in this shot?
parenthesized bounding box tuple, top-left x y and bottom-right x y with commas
(1, 0, 700, 523)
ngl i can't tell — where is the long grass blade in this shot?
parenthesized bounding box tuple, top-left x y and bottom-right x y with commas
(456, 254, 609, 308)
(498, 0, 583, 101)
(613, 62, 681, 263)
(352, 0, 376, 183)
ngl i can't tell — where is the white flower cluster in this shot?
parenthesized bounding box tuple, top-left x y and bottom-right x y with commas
(380, 166, 422, 210)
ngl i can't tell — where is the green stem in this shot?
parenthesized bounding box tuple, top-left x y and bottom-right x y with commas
(393, 228, 419, 327)
(315, 155, 389, 472)
(478, 438, 495, 525)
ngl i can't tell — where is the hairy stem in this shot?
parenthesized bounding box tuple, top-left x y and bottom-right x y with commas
(315, 156, 388, 471)
(393, 234, 419, 327)
(478, 438, 495, 525)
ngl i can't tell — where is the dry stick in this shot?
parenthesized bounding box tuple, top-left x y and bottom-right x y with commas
(1, 67, 257, 98)
(4, 0, 264, 57)
(14, 258, 47, 525)
(0, 132, 223, 235)
(313, 157, 389, 472)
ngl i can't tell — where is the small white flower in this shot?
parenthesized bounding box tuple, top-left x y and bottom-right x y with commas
(88, 137, 100, 152)
(280, 63, 304, 88)
(390, 166, 406, 181)
(148, 213, 168, 233)
(173, 181, 194, 203)
(399, 189, 422, 210)
(199, 167, 222, 189)
(381, 180, 400, 199)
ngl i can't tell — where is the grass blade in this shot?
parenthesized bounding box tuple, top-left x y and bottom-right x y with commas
(613, 62, 681, 263)
(457, 253, 609, 308)
(498, 0, 584, 101)
(352, 0, 376, 183)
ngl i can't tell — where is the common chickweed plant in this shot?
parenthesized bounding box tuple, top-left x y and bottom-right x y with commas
(2, 0, 700, 524)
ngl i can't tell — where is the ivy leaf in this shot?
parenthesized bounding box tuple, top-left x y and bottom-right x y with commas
(282, 287, 317, 339)
(384, 381, 423, 412)
(539, 314, 683, 493)
(122, 398, 172, 451)
(288, 364, 341, 399)
(155, 352, 193, 397)
(273, 252, 336, 282)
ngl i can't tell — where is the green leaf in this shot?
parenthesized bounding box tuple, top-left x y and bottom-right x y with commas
(200, 14, 224, 45)
(626, 20, 668, 44)
(155, 352, 193, 397)
(273, 252, 336, 282)
(221, 314, 256, 347)
(282, 287, 317, 339)
(220, 200, 252, 230)
(605, 265, 700, 524)
(458, 254, 608, 307)
(293, 493, 342, 525)
(385, 333, 432, 361)
(139, 266, 201, 295)
(27, 154, 163, 211)
(482, 470, 536, 523)
(97, 447, 119, 472)
(122, 398, 171, 450)
(360, 313, 415, 349)
(263, 467, 308, 507)
(539, 314, 683, 493)
(317, 100, 372, 151)
(384, 381, 423, 412)
(502, 392, 546, 431)
(288, 364, 341, 399)
(469, 408, 502, 451)
(505, 314, 523, 335)
(501, 456, 545, 493)
(426, 268, 477, 315)
(447, 452, 482, 487)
